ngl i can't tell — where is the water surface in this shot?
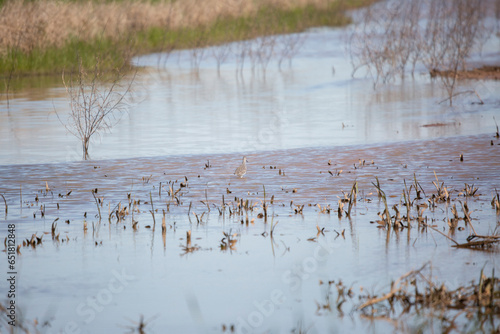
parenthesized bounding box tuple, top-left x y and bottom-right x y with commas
(0, 19, 499, 334)
(1, 28, 499, 165)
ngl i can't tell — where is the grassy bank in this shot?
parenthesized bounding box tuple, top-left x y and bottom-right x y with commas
(0, 0, 374, 77)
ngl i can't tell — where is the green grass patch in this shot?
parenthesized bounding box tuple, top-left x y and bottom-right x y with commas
(1, 37, 128, 77)
(133, 2, 357, 51)
(1, 0, 375, 78)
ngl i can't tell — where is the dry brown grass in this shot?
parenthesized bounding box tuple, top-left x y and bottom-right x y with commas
(0, 0, 338, 56)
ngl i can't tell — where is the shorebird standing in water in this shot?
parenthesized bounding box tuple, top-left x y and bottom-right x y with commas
(234, 157, 248, 178)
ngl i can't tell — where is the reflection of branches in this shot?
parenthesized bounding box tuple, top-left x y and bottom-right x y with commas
(278, 33, 306, 69)
(234, 40, 250, 74)
(189, 47, 205, 73)
(211, 42, 232, 74)
(186, 10, 208, 73)
(256, 35, 276, 75)
(248, 41, 259, 73)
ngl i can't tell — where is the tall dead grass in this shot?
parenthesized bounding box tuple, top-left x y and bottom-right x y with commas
(0, 0, 337, 56)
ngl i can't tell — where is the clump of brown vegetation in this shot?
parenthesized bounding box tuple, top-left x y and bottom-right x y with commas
(315, 262, 499, 332)
(357, 263, 499, 333)
(369, 173, 500, 250)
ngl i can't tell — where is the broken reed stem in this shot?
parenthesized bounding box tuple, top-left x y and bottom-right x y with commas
(413, 173, 425, 198)
(263, 185, 268, 222)
(493, 116, 499, 138)
(459, 200, 477, 235)
(346, 181, 357, 217)
(403, 180, 411, 220)
(109, 202, 120, 223)
(51, 219, 58, 239)
(149, 191, 156, 230)
(205, 189, 210, 212)
(373, 176, 382, 197)
(91, 189, 101, 221)
(0, 193, 7, 214)
(372, 177, 391, 225)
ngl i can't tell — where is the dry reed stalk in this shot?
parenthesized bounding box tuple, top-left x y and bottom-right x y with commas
(0, 193, 7, 214)
(149, 191, 155, 231)
(91, 189, 101, 221)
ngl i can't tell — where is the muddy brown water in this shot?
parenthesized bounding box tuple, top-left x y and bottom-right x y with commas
(0, 133, 499, 333)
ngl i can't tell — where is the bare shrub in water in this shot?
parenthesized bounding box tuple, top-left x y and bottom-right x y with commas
(348, 0, 490, 105)
(58, 57, 134, 160)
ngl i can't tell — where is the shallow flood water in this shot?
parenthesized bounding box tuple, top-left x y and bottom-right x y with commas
(1, 20, 500, 334)
(1, 27, 500, 165)
(1, 134, 499, 333)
